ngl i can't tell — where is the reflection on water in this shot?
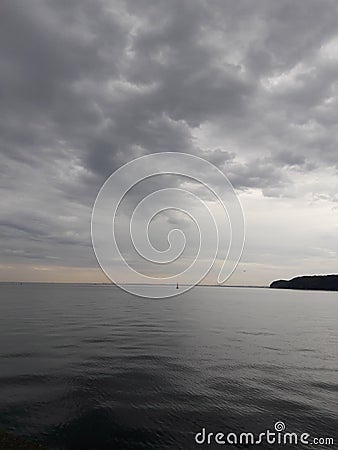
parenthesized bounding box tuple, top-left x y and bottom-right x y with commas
(0, 284, 337, 449)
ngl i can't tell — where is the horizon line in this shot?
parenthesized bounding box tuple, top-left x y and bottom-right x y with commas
(0, 281, 268, 288)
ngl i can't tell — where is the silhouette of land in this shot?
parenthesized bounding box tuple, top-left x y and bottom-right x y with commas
(270, 274, 338, 291)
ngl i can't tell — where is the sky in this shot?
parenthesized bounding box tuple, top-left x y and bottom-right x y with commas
(1, 0, 338, 286)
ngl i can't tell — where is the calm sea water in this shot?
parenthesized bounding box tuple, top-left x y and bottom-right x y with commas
(0, 284, 337, 449)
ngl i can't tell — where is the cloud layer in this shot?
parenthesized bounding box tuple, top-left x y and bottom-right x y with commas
(1, 0, 338, 284)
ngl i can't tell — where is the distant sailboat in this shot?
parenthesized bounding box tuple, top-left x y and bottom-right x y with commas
(176, 282, 179, 289)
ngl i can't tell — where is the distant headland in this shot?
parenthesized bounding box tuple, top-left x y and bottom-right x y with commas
(270, 274, 338, 291)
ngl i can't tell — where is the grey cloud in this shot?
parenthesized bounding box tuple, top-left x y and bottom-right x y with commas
(227, 158, 288, 191)
(1, 0, 338, 276)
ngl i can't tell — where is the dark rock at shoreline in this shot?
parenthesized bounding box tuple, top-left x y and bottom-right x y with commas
(270, 274, 338, 291)
(0, 430, 48, 450)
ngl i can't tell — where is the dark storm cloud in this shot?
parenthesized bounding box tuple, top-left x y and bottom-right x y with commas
(1, 0, 338, 270)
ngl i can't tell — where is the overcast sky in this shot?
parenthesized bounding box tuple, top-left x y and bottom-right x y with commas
(1, 0, 338, 285)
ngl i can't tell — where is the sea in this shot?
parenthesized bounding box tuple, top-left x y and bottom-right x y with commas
(0, 283, 337, 449)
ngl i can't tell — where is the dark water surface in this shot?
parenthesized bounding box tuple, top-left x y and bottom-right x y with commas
(0, 284, 337, 449)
